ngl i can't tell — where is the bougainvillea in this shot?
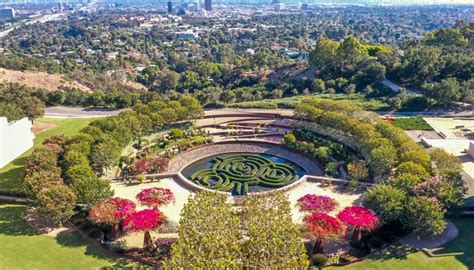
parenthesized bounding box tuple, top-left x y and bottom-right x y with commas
(304, 212, 345, 237)
(124, 209, 164, 249)
(337, 206, 379, 231)
(136, 187, 175, 209)
(303, 212, 345, 254)
(337, 206, 379, 244)
(89, 197, 136, 225)
(297, 194, 338, 213)
(124, 209, 164, 232)
(131, 157, 170, 175)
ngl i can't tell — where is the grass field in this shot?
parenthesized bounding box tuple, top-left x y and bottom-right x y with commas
(229, 93, 391, 111)
(0, 117, 96, 194)
(331, 218, 474, 270)
(0, 204, 139, 269)
(391, 117, 434, 131)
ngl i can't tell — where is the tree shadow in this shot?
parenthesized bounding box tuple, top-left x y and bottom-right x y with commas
(0, 205, 39, 236)
(55, 228, 145, 268)
(429, 218, 474, 269)
(368, 244, 413, 262)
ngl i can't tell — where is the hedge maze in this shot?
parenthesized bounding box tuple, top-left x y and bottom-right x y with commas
(190, 154, 301, 195)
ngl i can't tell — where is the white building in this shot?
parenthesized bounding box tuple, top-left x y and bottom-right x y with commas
(0, 117, 34, 168)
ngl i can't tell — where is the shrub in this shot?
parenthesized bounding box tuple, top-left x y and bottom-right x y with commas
(367, 236, 384, 249)
(348, 247, 370, 258)
(312, 253, 328, 269)
(396, 162, 429, 179)
(347, 160, 369, 182)
(363, 184, 406, 222)
(169, 128, 185, 139)
(377, 230, 396, 242)
(36, 184, 77, 225)
(297, 194, 338, 213)
(136, 187, 175, 208)
(403, 196, 447, 237)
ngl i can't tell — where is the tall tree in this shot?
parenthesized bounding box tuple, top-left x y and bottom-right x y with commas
(164, 192, 241, 269)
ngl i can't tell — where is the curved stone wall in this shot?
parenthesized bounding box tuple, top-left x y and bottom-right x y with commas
(167, 140, 323, 176)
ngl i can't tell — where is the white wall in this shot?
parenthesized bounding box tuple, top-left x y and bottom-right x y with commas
(0, 117, 35, 168)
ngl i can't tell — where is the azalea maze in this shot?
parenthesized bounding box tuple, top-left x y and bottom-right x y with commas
(189, 154, 302, 195)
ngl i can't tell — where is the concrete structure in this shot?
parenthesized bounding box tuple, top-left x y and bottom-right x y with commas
(469, 142, 474, 159)
(0, 117, 34, 168)
(204, 0, 211, 11)
(167, 1, 173, 13)
(0, 8, 15, 19)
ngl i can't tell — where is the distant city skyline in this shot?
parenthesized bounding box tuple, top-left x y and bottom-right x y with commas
(0, 0, 473, 5)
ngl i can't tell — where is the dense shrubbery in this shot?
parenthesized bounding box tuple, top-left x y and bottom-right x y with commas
(190, 154, 300, 195)
(23, 96, 203, 223)
(294, 97, 465, 237)
(164, 192, 309, 269)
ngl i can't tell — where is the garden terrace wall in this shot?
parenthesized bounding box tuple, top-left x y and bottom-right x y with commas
(294, 121, 372, 162)
(167, 140, 323, 176)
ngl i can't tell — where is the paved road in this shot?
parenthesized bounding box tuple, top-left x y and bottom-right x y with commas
(382, 79, 419, 95)
(45, 106, 125, 118)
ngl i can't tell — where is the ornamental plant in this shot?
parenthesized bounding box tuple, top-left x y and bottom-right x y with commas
(337, 206, 379, 244)
(89, 197, 136, 239)
(297, 194, 338, 213)
(131, 157, 170, 175)
(303, 212, 345, 254)
(124, 209, 164, 250)
(136, 187, 175, 209)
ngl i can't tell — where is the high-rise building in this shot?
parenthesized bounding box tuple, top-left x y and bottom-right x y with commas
(167, 1, 173, 13)
(204, 0, 212, 11)
(0, 8, 15, 19)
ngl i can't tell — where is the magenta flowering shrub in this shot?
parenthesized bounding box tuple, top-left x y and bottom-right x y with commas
(337, 206, 379, 231)
(297, 194, 338, 213)
(136, 187, 175, 209)
(89, 197, 136, 225)
(124, 209, 164, 232)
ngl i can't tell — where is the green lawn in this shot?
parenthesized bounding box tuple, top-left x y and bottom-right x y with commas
(0, 204, 138, 269)
(391, 117, 434, 131)
(0, 117, 96, 194)
(229, 93, 391, 111)
(331, 218, 474, 270)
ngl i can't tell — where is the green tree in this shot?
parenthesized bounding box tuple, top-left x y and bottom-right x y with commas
(37, 185, 77, 225)
(369, 144, 397, 176)
(90, 140, 121, 175)
(309, 37, 339, 78)
(66, 164, 113, 208)
(241, 193, 309, 269)
(403, 196, 446, 237)
(0, 102, 23, 121)
(164, 192, 241, 269)
(364, 184, 406, 223)
(422, 78, 461, 106)
(347, 160, 369, 182)
(429, 148, 462, 176)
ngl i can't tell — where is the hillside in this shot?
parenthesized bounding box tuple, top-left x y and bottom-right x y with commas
(0, 68, 92, 92)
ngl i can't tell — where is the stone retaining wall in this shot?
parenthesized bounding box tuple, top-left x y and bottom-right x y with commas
(166, 140, 323, 176)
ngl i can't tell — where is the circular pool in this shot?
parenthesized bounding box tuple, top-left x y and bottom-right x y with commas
(182, 153, 306, 195)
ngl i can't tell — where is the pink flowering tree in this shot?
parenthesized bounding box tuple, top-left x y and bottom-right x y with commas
(124, 209, 164, 250)
(303, 212, 345, 254)
(89, 197, 136, 239)
(297, 194, 338, 213)
(337, 206, 379, 244)
(131, 157, 170, 175)
(136, 187, 175, 209)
